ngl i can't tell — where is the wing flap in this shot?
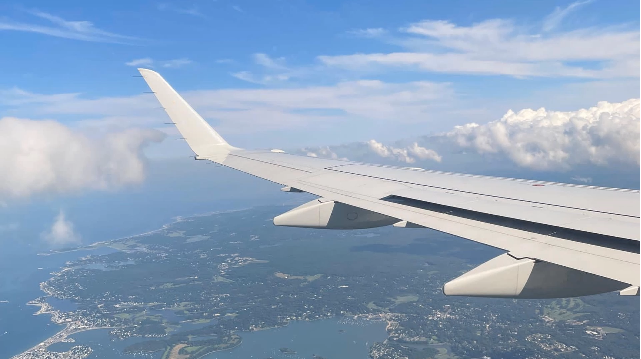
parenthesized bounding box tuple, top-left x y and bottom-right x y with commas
(327, 164, 640, 218)
(388, 187, 640, 241)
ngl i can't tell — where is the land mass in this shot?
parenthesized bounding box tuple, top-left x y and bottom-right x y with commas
(15, 206, 640, 359)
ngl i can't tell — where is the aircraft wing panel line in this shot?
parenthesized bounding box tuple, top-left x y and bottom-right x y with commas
(325, 167, 640, 219)
(138, 70, 640, 290)
(209, 152, 639, 286)
(290, 178, 640, 286)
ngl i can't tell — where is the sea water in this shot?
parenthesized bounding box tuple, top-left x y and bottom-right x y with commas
(45, 317, 387, 359)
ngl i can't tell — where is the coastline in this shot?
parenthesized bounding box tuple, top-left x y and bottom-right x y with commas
(13, 203, 386, 359)
(12, 298, 117, 359)
(38, 207, 255, 256)
(13, 206, 258, 359)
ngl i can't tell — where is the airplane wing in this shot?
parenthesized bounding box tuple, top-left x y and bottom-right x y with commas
(139, 68, 640, 299)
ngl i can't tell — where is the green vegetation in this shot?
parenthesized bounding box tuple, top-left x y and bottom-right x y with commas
(391, 295, 419, 306)
(125, 325, 241, 359)
(543, 298, 588, 321)
(43, 206, 640, 359)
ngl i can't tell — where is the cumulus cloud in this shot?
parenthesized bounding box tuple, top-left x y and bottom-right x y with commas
(304, 147, 349, 161)
(41, 210, 80, 247)
(367, 140, 441, 163)
(447, 99, 640, 170)
(297, 140, 441, 165)
(292, 99, 639, 173)
(0, 117, 165, 200)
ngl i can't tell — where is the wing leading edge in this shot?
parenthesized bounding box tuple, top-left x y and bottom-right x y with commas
(139, 68, 640, 299)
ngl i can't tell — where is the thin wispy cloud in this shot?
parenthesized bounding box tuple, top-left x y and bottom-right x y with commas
(231, 53, 311, 85)
(318, 6, 639, 79)
(543, 0, 593, 32)
(347, 28, 388, 38)
(125, 58, 192, 68)
(232, 5, 244, 13)
(162, 58, 192, 68)
(253, 53, 287, 70)
(0, 10, 139, 43)
(125, 58, 154, 67)
(2, 78, 453, 132)
(157, 3, 207, 18)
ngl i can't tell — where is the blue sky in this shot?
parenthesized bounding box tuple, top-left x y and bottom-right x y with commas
(0, 1, 639, 247)
(0, 0, 638, 148)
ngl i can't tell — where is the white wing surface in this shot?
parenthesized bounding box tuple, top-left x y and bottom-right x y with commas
(139, 68, 640, 299)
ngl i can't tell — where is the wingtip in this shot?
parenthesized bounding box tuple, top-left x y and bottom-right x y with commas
(137, 68, 157, 75)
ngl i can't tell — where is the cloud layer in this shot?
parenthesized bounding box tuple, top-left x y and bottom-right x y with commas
(0, 117, 165, 200)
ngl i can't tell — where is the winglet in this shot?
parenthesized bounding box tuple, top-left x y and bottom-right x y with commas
(138, 68, 239, 161)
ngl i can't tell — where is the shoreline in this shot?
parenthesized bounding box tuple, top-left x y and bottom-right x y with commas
(14, 206, 260, 358)
(37, 206, 256, 256)
(14, 203, 385, 359)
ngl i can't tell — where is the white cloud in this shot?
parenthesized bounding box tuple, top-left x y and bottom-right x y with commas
(347, 28, 388, 38)
(157, 3, 206, 18)
(124, 58, 192, 68)
(296, 140, 441, 165)
(253, 53, 287, 70)
(187, 80, 453, 131)
(291, 99, 638, 172)
(319, 13, 639, 78)
(571, 176, 592, 183)
(41, 210, 80, 247)
(231, 71, 290, 85)
(304, 147, 348, 161)
(232, 54, 295, 84)
(407, 142, 442, 162)
(162, 58, 192, 68)
(126, 58, 154, 67)
(232, 5, 243, 13)
(447, 99, 640, 170)
(0, 117, 165, 200)
(543, 0, 593, 32)
(0, 10, 138, 43)
(367, 140, 441, 163)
